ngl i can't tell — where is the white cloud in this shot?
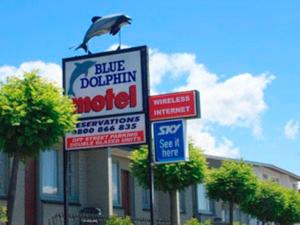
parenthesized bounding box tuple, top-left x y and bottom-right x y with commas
(188, 120, 241, 158)
(0, 48, 274, 158)
(0, 61, 62, 87)
(42, 186, 58, 194)
(107, 44, 130, 51)
(149, 49, 274, 157)
(284, 120, 299, 140)
(149, 51, 274, 134)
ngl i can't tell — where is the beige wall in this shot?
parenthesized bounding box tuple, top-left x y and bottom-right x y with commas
(179, 186, 194, 224)
(0, 162, 25, 225)
(7, 148, 299, 225)
(253, 166, 299, 189)
(40, 148, 113, 223)
(111, 150, 195, 223)
(85, 148, 113, 216)
(13, 163, 25, 225)
(42, 204, 81, 225)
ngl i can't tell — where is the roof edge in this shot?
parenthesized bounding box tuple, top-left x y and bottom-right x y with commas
(205, 154, 300, 181)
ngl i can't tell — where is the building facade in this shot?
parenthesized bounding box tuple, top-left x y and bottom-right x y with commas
(1, 147, 300, 225)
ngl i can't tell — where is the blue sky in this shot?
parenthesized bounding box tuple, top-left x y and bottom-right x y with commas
(0, 1, 299, 175)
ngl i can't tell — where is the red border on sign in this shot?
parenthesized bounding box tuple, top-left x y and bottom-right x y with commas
(149, 90, 199, 121)
(66, 131, 145, 150)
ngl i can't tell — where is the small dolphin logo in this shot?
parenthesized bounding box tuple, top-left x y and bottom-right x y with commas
(76, 14, 132, 54)
(68, 60, 96, 96)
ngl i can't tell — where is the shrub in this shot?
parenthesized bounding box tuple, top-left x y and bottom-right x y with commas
(185, 218, 201, 225)
(203, 220, 212, 225)
(105, 215, 133, 225)
(233, 222, 246, 225)
(184, 218, 211, 225)
(0, 206, 7, 223)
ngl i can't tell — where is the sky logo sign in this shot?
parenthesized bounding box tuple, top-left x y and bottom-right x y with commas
(153, 119, 188, 163)
(157, 124, 181, 135)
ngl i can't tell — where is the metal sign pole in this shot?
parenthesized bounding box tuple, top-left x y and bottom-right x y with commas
(143, 48, 155, 225)
(63, 46, 152, 224)
(147, 123, 155, 225)
(63, 139, 69, 225)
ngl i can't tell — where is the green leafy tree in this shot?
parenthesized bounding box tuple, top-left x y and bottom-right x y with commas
(240, 181, 286, 225)
(205, 160, 258, 225)
(130, 142, 207, 225)
(0, 72, 77, 225)
(276, 188, 300, 225)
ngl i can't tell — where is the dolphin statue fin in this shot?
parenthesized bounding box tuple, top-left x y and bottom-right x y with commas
(91, 16, 101, 23)
(110, 26, 120, 36)
(75, 42, 89, 53)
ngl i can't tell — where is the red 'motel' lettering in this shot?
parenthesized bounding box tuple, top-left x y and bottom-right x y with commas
(73, 85, 137, 114)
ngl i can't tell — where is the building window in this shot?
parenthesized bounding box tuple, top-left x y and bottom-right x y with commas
(221, 203, 229, 222)
(40, 149, 78, 201)
(262, 174, 268, 180)
(142, 188, 150, 210)
(271, 177, 280, 183)
(68, 153, 78, 200)
(112, 162, 121, 206)
(0, 153, 8, 196)
(41, 150, 59, 195)
(180, 189, 186, 213)
(197, 183, 212, 213)
(292, 183, 297, 191)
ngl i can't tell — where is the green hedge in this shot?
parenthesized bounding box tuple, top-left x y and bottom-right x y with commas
(105, 216, 133, 225)
(0, 206, 7, 223)
(184, 218, 211, 225)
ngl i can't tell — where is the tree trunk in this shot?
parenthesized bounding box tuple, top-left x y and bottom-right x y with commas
(262, 221, 265, 225)
(6, 154, 20, 225)
(169, 190, 180, 225)
(25, 159, 37, 225)
(229, 201, 234, 225)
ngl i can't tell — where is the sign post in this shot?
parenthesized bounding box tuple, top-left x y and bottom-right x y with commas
(62, 46, 152, 225)
(63, 141, 69, 225)
(150, 91, 200, 225)
(63, 46, 149, 151)
(141, 48, 156, 225)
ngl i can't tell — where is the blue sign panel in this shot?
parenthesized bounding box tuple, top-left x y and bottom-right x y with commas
(153, 119, 188, 163)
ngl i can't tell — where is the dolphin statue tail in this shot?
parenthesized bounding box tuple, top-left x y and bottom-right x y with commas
(75, 43, 88, 53)
(67, 88, 75, 96)
(68, 44, 78, 50)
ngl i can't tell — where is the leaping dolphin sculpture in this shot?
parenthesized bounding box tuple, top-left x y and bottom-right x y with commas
(75, 14, 132, 54)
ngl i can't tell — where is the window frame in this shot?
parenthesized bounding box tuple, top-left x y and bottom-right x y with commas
(112, 161, 122, 207)
(39, 149, 79, 202)
(40, 149, 60, 201)
(142, 188, 150, 210)
(196, 183, 213, 214)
